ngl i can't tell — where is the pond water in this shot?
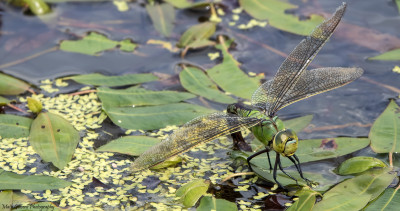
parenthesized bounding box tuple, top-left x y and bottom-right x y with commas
(0, 0, 399, 210)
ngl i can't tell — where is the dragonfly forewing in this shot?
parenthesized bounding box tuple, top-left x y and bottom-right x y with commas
(131, 112, 263, 172)
(252, 3, 347, 115)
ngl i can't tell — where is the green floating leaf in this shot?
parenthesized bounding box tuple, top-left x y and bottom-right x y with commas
(336, 156, 386, 176)
(0, 190, 12, 211)
(0, 73, 30, 95)
(146, 3, 175, 37)
(369, 49, 400, 61)
(179, 66, 236, 104)
(314, 168, 396, 211)
(0, 96, 10, 106)
(29, 112, 80, 169)
(150, 156, 182, 170)
(252, 137, 370, 169)
(165, 0, 216, 9)
(369, 100, 400, 153)
(0, 114, 32, 138)
(286, 189, 319, 211)
(365, 188, 400, 211)
(197, 196, 238, 211)
(283, 115, 313, 133)
(239, 0, 324, 36)
(68, 73, 158, 87)
(177, 22, 216, 48)
(27, 97, 43, 114)
(97, 87, 195, 108)
(207, 41, 260, 99)
(176, 179, 210, 208)
(60, 32, 137, 55)
(0, 170, 72, 191)
(96, 136, 161, 156)
(104, 103, 213, 130)
(24, 0, 51, 15)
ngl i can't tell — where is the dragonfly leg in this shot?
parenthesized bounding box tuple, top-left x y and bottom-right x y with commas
(266, 150, 273, 171)
(247, 148, 269, 172)
(273, 153, 284, 189)
(277, 154, 299, 186)
(292, 154, 312, 186)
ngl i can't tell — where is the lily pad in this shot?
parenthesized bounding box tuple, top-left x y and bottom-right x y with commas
(197, 196, 238, 211)
(251, 137, 370, 168)
(0, 169, 72, 191)
(239, 0, 325, 36)
(96, 136, 161, 156)
(369, 49, 400, 61)
(97, 87, 195, 108)
(29, 112, 80, 169)
(365, 188, 400, 211)
(0, 114, 32, 138)
(207, 41, 260, 99)
(176, 179, 210, 208)
(104, 103, 213, 130)
(146, 3, 175, 37)
(60, 32, 137, 55)
(369, 100, 400, 153)
(179, 66, 236, 104)
(0, 73, 30, 95)
(68, 73, 158, 86)
(336, 156, 386, 175)
(177, 22, 216, 48)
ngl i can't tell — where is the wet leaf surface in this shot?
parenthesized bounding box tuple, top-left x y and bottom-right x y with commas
(68, 73, 158, 86)
(176, 179, 209, 208)
(96, 136, 161, 156)
(239, 0, 324, 35)
(104, 103, 214, 130)
(365, 188, 400, 211)
(29, 112, 80, 169)
(207, 41, 260, 99)
(179, 65, 236, 104)
(336, 156, 386, 175)
(0, 169, 72, 191)
(97, 86, 195, 108)
(197, 196, 238, 211)
(369, 48, 400, 61)
(369, 100, 400, 153)
(60, 32, 136, 55)
(146, 3, 175, 37)
(0, 114, 32, 138)
(0, 73, 30, 95)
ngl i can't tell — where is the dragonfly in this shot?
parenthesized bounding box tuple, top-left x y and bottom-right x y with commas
(131, 2, 363, 188)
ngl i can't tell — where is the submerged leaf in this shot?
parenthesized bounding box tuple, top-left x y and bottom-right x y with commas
(104, 103, 213, 130)
(197, 196, 238, 211)
(146, 3, 175, 37)
(97, 87, 195, 108)
(0, 114, 32, 138)
(176, 179, 210, 208)
(29, 112, 80, 169)
(336, 156, 386, 175)
(369, 49, 400, 61)
(207, 41, 260, 99)
(60, 32, 137, 55)
(239, 0, 324, 35)
(179, 66, 236, 104)
(177, 22, 216, 48)
(0, 170, 72, 191)
(0, 73, 30, 95)
(96, 136, 161, 156)
(68, 73, 157, 86)
(369, 100, 400, 153)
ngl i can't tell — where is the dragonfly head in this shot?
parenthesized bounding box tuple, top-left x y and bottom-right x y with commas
(272, 129, 298, 157)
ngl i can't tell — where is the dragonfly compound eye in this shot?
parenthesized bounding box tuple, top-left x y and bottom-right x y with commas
(273, 129, 299, 157)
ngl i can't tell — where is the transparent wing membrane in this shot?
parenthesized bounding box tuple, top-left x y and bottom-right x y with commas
(252, 3, 349, 115)
(131, 113, 262, 172)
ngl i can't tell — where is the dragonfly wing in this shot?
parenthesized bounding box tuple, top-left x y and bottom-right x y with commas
(252, 3, 347, 115)
(274, 67, 363, 110)
(131, 112, 262, 172)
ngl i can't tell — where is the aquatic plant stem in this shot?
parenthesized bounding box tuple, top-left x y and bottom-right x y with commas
(0, 47, 58, 70)
(221, 172, 254, 183)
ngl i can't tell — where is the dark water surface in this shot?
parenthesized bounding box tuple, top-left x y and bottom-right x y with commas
(0, 0, 399, 209)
